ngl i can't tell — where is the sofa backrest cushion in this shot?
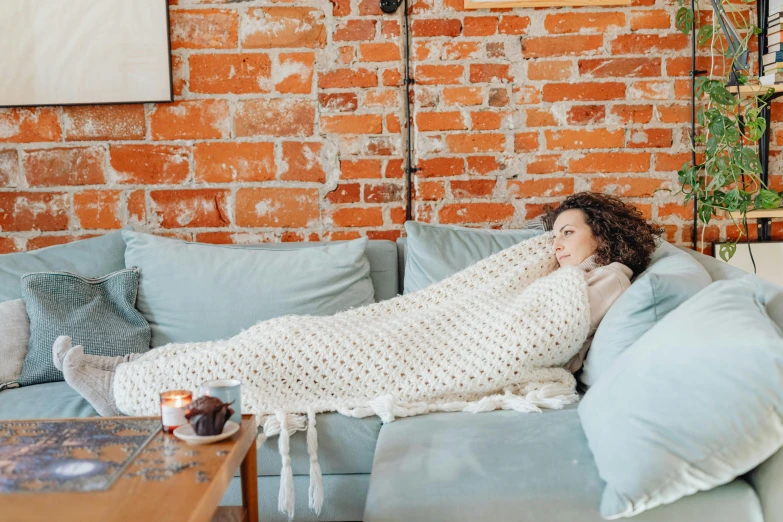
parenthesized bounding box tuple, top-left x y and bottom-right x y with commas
(401, 222, 544, 294)
(580, 241, 712, 388)
(0, 231, 126, 302)
(123, 230, 376, 347)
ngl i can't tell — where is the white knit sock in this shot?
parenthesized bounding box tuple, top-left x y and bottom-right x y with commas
(53, 335, 142, 372)
(62, 345, 121, 417)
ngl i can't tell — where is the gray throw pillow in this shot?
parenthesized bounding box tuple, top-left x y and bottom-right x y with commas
(0, 299, 30, 390)
(403, 221, 544, 294)
(19, 268, 151, 386)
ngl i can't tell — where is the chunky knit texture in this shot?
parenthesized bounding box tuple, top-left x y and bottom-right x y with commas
(113, 232, 591, 518)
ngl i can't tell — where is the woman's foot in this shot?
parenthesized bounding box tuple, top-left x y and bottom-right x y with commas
(52, 335, 72, 371)
(53, 336, 141, 372)
(62, 346, 121, 417)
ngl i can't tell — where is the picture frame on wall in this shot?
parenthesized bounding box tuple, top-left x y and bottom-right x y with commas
(464, 0, 630, 9)
(0, 0, 173, 108)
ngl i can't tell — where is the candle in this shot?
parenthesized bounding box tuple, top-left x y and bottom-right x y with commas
(159, 390, 193, 433)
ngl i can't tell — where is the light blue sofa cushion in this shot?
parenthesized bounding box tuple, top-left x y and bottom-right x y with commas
(19, 268, 150, 386)
(403, 221, 544, 294)
(0, 381, 99, 419)
(579, 275, 783, 519)
(580, 241, 712, 388)
(0, 232, 126, 303)
(122, 231, 375, 346)
(364, 407, 763, 522)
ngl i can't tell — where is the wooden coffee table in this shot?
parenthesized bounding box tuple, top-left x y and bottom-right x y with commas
(1, 414, 258, 522)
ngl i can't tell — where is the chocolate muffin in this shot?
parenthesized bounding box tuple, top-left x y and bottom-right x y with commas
(185, 395, 235, 436)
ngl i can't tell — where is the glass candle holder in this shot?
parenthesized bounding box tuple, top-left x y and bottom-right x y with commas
(159, 390, 193, 433)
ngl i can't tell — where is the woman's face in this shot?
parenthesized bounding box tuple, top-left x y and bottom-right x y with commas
(552, 209, 599, 267)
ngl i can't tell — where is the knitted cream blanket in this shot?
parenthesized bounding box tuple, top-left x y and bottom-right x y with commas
(113, 232, 591, 518)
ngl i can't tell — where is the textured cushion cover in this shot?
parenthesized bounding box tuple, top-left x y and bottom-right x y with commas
(579, 276, 783, 519)
(0, 231, 126, 302)
(19, 268, 151, 386)
(580, 241, 712, 387)
(403, 221, 543, 294)
(0, 299, 30, 388)
(364, 407, 763, 522)
(123, 230, 375, 346)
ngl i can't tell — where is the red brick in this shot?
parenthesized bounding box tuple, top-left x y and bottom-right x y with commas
(171, 55, 186, 97)
(194, 142, 275, 183)
(499, 16, 530, 35)
(415, 65, 464, 85)
(330, 0, 351, 16)
(591, 176, 670, 197)
(578, 58, 661, 78)
(189, 53, 272, 94)
(338, 46, 356, 65)
(515, 132, 540, 152)
(443, 87, 483, 106)
(236, 99, 315, 137)
(150, 100, 230, 140)
(658, 201, 693, 220)
(545, 129, 624, 150)
(359, 42, 401, 62)
(341, 159, 383, 179)
(281, 142, 325, 182)
(326, 183, 361, 204)
(321, 114, 382, 135)
(275, 52, 315, 94)
(486, 42, 506, 59)
(151, 190, 230, 229)
(446, 134, 505, 153)
(611, 34, 688, 54)
(329, 231, 363, 240)
(128, 190, 146, 224)
(527, 60, 572, 81)
(416, 111, 466, 131)
(522, 36, 603, 58)
(470, 64, 512, 83)
(27, 236, 88, 250)
(358, 0, 383, 15)
(655, 152, 692, 172)
(666, 56, 726, 77)
(527, 155, 564, 174)
(543, 82, 625, 102)
(0, 108, 61, 143)
(366, 137, 398, 156)
(74, 190, 122, 229)
(569, 152, 651, 173)
(319, 93, 359, 112)
(170, 9, 238, 49)
(0, 237, 18, 254)
(0, 150, 19, 187)
(331, 207, 384, 227)
(334, 20, 376, 41)
(656, 104, 691, 123)
(365, 183, 404, 203)
(416, 181, 446, 200)
(439, 203, 514, 224)
(508, 178, 574, 198)
(630, 10, 671, 30)
(24, 147, 105, 187)
(0, 192, 69, 231)
(514, 86, 538, 105)
(610, 104, 653, 124)
(411, 19, 462, 37)
(385, 159, 405, 178)
(382, 69, 402, 87)
(628, 128, 673, 148)
(418, 157, 464, 178)
(319, 69, 378, 89)
(242, 8, 326, 49)
(364, 90, 399, 108)
(110, 145, 190, 185)
(567, 105, 606, 125)
(382, 20, 400, 38)
(236, 188, 319, 228)
(367, 230, 402, 241)
(544, 12, 625, 33)
(472, 111, 507, 131)
(463, 17, 497, 36)
(63, 105, 145, 141)
(451, 179, 496, 197)
(443, 42, 481, 60)
(630, 80, 671, 100)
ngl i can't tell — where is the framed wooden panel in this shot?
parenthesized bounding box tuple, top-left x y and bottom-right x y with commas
(713, 240, 783, 288)
(465, 0, 630, 8)
(0, 0, 172, 107)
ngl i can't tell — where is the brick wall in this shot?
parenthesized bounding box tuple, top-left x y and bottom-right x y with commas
(0, 0, 780, 254)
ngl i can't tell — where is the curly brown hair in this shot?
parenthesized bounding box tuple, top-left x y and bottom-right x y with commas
(542, 192, 663, 276)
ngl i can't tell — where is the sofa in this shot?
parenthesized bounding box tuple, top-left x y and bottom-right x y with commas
(0, 230, 781, 522)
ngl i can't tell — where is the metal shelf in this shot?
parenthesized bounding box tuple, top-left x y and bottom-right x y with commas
(726, 84, 783, 100)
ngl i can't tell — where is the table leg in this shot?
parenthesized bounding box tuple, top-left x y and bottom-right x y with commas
(240, 438, 258, 522)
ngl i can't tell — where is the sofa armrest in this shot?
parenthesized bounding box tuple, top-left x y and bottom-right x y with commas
(748, 446, 783, 522)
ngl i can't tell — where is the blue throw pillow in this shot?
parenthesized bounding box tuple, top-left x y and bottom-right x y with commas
(580, 241, 712, 387)
(579, 275, 783, 519)
(403, 221, 544, 294)
(122, 231, 375, 347)
(19, 268, 151, 386)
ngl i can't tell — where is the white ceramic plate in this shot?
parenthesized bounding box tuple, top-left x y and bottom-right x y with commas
(173, 420, 240, 445)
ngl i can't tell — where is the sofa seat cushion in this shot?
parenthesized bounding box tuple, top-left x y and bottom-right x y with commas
(0, 383, 381, 476)
(364, 406, 764, 522)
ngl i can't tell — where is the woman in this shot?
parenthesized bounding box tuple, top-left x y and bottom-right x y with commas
(542, 192, 662, 373)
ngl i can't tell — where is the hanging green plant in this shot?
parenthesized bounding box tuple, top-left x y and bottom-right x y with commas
(674, 0, 782, 261)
